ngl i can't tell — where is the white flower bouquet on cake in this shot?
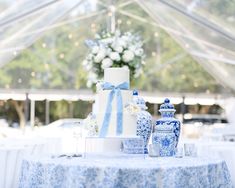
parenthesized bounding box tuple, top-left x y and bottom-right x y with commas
(83, 113, 98, 136)
(83, 30, 145, 87)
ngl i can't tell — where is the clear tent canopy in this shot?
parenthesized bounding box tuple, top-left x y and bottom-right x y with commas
(0, 0, 234, 95)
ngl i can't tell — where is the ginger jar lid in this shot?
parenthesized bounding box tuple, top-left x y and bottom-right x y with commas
(159, 98, 176, 113)
(133, 90, 147, 110)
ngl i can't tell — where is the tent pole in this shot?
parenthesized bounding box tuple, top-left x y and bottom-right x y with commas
(24, 93, 29, 125)
(181, 96, 186, 123)
(45, 100, 50, 125)
(30, 100, 35, 127)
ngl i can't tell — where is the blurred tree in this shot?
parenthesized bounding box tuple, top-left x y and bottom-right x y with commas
(9, 100, 25, 129)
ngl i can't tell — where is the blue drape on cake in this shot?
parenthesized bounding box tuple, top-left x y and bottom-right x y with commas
(99, 82, 129, 137)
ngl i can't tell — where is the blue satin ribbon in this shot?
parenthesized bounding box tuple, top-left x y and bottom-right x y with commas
(99, 82, 129, 137)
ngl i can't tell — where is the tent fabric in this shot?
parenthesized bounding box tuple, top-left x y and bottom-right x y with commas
(0, 0, 90, 67)
(137, 0, 235, 91)
(0, 0, 234, 92)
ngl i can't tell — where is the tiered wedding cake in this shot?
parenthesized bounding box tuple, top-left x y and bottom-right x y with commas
(85, 67, 138, 153)
(83, 30, 146, 153)
(96, 67, 137, 136)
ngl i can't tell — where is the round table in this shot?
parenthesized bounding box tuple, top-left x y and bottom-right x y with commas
(19, 155, 233, 188)
(184, 140, 235, 185)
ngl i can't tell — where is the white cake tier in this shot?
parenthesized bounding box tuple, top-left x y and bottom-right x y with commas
(96, 89, 137, 136)
(98, 90, 132, 112)
(104, 67, 130, 87)
(97, 112, 137, 136)
(85, 137, 123, 153)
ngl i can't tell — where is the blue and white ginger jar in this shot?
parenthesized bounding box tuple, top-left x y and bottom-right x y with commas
(152, 123, 176, 156)
(134, 90, 152, 154)
(152, 98, 181, 156)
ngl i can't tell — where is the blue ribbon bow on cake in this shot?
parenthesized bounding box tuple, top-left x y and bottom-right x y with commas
(99, 82, 129, 137)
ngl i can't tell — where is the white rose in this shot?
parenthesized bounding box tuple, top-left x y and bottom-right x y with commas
(111, 41, 117, 48)
(106, 47, 112, 56)
(98, 48, 107, 55)
(111, 41, 124, 53)
(136, 41, 143, 48)
(94, 50, 106, 63)
(83, 60, 92, 70)
(91, 46, 99, 54)
(123, 65, 129, 70)
(94, 55, 101, 63)
(122, 50, 134, 62)
(121, 36, 128, 42)
(114, 46, 123, 53)
(128, 45, 136, 52)
(135, 48, 144, 56)
(88, 72, 97, 80)
(85, 64, 92, 71)
(101, 58, 113, 69)
(119, 39, 127, 48)
(101, 38, 113, 44)
(109, 52, 121, 61)
(87, 54, 93, 60)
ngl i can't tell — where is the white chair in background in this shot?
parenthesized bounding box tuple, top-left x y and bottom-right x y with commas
(195, 141, 235, 186)
(208, 146, 235, 186)
(0, 137, 54, 188)
(0, 147, 33, 188)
